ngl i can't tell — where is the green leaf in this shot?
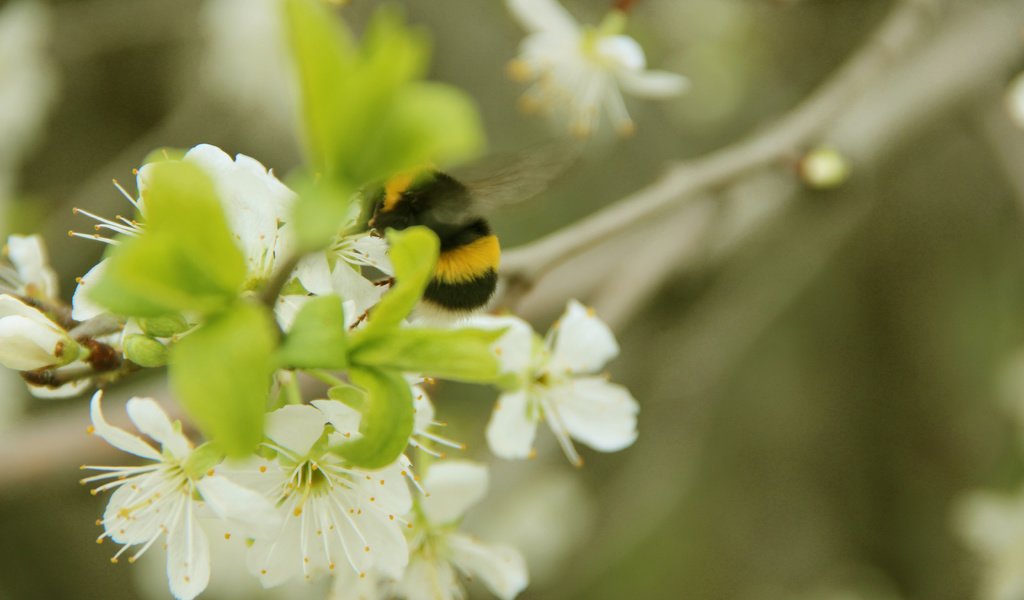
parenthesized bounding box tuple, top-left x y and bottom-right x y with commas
(283, 0, 355, 176)
(350, 326, 503, 383)
(284, 0, 483, 188)
(182, 442, 226, 480)
(278, 295, 349, 369)
(362, 82, 484, 182)
(123, 334, 169, 368)
(328, 383, 367, 411)
(169, 302, 276, 457)
(289, 175, 354, 252)
(88, 160, 247, 317)
(362, 227, 438, 333)
(333, 367, 413, 469)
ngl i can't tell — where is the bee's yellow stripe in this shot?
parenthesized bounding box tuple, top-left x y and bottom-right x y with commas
(382, 172, 414, 212)
(435, 235, 501, 284)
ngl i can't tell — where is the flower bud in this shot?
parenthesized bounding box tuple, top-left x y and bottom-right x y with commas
(799, 146, 852, 190)
(124, 334, 169, 368)
(0, 295, 77, 371)
(139, 314, 190, 338)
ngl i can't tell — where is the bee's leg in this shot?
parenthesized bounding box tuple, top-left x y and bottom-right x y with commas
(373, 277, 395, 288)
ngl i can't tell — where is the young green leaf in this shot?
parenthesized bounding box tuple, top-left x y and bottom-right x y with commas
(278, 295, 348, 369)
(88, 160, 247, 317)
(350, 326, 503, 383)
(361, 227, 438, 333)
(289, 175, 353, 252)
(332, 366, 413, 469)
(169, 302, 276, 457)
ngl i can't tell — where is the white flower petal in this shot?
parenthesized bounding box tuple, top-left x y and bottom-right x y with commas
(89, 391, 161, 460)
(506, 0, 579, 38)
(554, 377, 638, 452)
(196, 475, 281, 539)
(357, 509, 409, 580)
(486, 390, 538, 460)
(246, 520, 303, 588)
(7, 234, 58, 299)
(0, 293, 55, 323)
(330, 260, 385, 317)
(126, 397, 192, 459)
(27, 376, 91, 399)
(165, 509, 212, 600)
(265, 404, 327, 457)
(102, 476, 167, 545)
(71, 260, 109, 321)
(617, 69, 690, 99)
(449, 534, 528, 600)
(396, 557, 460, 600)
(0, 314, 65, 370)
(461, 314, 536, 376)
(345, 233, 393, 275)
(548, 299, 619, 375)
(294, 252, 333, 295)
(358, 461, 413, 516)
(312, 399, 364, 441)
(595, 35, 647, 72)
(421, 460, 489, 524)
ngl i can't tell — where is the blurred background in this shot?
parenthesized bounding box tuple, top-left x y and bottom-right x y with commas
(2, 0, 1024, 598)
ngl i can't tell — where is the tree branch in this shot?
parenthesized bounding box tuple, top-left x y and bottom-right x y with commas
(498, 0, 944, 307)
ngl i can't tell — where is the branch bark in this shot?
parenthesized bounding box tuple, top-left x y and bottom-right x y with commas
(498, 0, 945, 308)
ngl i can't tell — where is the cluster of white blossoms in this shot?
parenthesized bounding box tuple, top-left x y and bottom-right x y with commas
(505, 0, 688, 136)
(0, 141, 644, 600)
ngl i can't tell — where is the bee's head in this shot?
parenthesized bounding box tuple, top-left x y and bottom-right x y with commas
(369, 169, 472, 237)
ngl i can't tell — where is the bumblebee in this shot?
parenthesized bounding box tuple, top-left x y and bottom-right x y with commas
(367, 145, 573, 316)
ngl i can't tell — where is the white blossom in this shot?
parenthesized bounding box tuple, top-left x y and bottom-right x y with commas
(957, 488, 1024, 600)
(480, 300, 639, 466)
(506, 0, 688, 136)
(71, 143, 297, 317)
(0, 234, 59, 299)
(82, 392, 278, 600)
(0, 0, 58, 203)
(230, 404, 412, 587)
(0, 294, 77, 371)
(333, 461, 528, 600)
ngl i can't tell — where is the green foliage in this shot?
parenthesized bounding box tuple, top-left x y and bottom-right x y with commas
(283, 0, 484, 187)
(278, 295, 349, 369)
(333, 366, 414, 469)
(328, 383, 367, 411)
(182, 442, 226, 481)
(123, 334, 169, 368)
(361, 227, 439, 334)
(290, 176, 354, 252)
(139, 314, 190, 338)
(169, 302, 276, 457)
(88, 161, 246, 317)
(350, 327, 503, 383)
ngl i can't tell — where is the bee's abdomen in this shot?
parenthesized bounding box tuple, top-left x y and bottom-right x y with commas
(425, 230, 500, 312)
(423, 269, 498, 312)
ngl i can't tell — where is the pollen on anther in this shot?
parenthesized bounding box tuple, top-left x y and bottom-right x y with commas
(110, 557, 118, 564)
(96, 538, 104, 544)
(128, 557, 137, 564)
(259, 465, 267, 473)
(206, 469, 215, 477)
(359, 572, 366, 579)
(379, 479, 385, 486)
(389, 515, 395, 521)
(293, 507, 303, 517)
(95, 519, 102, 526)
(261, 569, 268, 575)
(224, 533, 231, 540)
(369, 497, 375, 502)
(363, 546, 370, 553)
(329, 563, 336, 571)
(86, 426, 95, 435)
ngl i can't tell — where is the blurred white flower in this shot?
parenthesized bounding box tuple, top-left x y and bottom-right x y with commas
(957, 488, 1024, 600)
(1006, 71, 1024, 130)
(0, 0, 58, 202)
(506, 0, 688, 136)
(232, 404, 412, 587)
(200, 0, 295, 130)
(333, 461, 528, 600)
(0, 294, 78, 371)
(82, 392, 278, 600)
(0, 234, 59, 300)
(481, 300, 639, 466)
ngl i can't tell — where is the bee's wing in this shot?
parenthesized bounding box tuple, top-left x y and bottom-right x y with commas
(434, 140, 581, 223)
